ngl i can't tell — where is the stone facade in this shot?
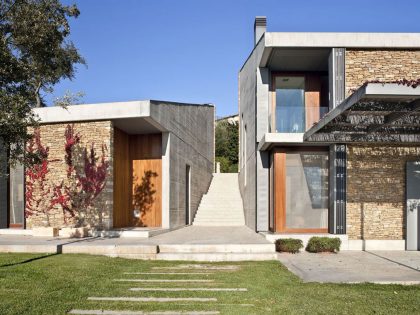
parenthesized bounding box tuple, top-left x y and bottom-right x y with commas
(345, 49, 420, 96)
(26, 121, 113, 229)
(346, 145, 420, 240)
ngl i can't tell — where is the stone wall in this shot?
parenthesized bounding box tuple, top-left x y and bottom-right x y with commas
(345, 49, 420, 96)
(26, 121, 113, 229)
(346, 145, 420, 240)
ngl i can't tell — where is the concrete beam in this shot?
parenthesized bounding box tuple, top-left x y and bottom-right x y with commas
(265, 32, 420, 48)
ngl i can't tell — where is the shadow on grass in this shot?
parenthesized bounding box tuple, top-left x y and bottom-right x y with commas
(0, 253, 59, 268)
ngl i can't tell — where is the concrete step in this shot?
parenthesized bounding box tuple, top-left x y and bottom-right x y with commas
(192, 222, 245, 227)
(92, 229, 168, 238)
(156, 252, 278, 262)
(193, 172, 245, 226)
(158, 244, 275, 253)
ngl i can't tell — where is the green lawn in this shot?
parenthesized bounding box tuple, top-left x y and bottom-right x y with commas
(0, 253, 419, 314)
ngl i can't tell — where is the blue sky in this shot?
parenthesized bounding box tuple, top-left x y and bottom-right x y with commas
(50, 0, 420, 117)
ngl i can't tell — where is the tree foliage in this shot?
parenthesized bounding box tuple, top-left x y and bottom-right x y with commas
(215, 121, 239, 172)
(0, 0, 85, 174)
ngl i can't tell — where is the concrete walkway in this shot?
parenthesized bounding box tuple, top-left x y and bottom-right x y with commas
(0, 226, 276, 261)
(277, 251, 420, 284)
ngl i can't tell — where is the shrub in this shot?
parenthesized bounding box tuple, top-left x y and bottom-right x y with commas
(275, 238, 303, 254)
(306, 237, 341, 253)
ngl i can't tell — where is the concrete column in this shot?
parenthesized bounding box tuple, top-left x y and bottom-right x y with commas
(161, 132, 170, 229)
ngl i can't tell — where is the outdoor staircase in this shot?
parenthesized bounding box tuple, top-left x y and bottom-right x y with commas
(193, 173, 245, 226)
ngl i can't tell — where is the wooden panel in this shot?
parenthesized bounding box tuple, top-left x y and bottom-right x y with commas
(305, 75, 321, 130)
(130, 134, 162, 227)
(274, 151, 286, 233)
(113, 128, 131, 228)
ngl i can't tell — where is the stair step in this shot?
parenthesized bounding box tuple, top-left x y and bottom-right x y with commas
(158, 244, 275, 253)
(193, 173, 245, 226)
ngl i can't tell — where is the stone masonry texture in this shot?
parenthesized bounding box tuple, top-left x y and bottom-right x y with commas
(26, 121, 113, 229)
(346, 145, 420, 240)
(345, 49, 420, 96)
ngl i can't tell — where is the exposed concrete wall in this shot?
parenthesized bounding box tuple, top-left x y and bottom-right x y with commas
(26, 121, 114, 229)
(346, 145, 420, 240)
(345, 49, 420, 96)
(150, 101, 214, 229)
(238, 40, 266, 231)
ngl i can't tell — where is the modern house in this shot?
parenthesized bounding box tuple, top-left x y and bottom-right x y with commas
(0, 100, 214, 234)
(239, 17, 420, 250)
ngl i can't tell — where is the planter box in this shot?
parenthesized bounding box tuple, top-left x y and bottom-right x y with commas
(59, 227, 89, 238)
(32, 227, 59, 237)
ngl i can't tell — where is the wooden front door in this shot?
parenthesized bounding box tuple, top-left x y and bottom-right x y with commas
(113, 129, 162, 228)
(272, 148, 329, 233)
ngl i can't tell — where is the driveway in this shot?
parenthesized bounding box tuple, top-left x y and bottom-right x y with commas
(277, 251, 420, 284)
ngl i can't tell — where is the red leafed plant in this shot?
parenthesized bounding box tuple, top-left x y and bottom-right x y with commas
(52, 124, 109, 224)
(76, 143, 109, 209)
(25, 124, 110, 226)
(25, 129, 57, 225)
(53, 124, 82, 222)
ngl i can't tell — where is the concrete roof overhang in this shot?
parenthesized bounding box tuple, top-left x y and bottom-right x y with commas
(34, 100, 213, 135)
(258, 32, 420, 68)
(304, 83, 420, 143)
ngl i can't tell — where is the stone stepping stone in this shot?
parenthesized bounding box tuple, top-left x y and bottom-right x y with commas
(152, 265, 239, 271)
(114, 279, 214, 283)
(87, 297, 217, 302)
(129, 288, 247, 292)
(124, 273, 212, 275)
(69, 312, 215, 315)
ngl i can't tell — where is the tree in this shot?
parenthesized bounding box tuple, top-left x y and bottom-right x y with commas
(0, 0, 85, 174)
(215, 121, 239, 172)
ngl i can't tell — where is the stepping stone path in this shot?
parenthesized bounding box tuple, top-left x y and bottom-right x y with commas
(69, 311, 219, 315)
(68, 264, 250, 314)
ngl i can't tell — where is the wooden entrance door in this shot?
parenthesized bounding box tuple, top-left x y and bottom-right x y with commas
(113, 129, 162, 228)
(272, 148, 329, 233)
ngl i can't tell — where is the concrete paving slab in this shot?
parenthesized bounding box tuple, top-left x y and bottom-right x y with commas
(69, 310, 219, 315)
(87, 297, 217, 302)
(124, 273, 213, 275)
(129, 288, 247, 292)
(114, 279, 214, 283)
(152, 265, 240, 271)
(277, 251, 420, 284)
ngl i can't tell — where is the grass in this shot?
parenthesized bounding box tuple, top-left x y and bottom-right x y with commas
(0, 254, 419, 314)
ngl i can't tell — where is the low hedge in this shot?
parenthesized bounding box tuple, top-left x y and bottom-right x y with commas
(275, 238, 303, 254)
(306, 237, 341, 253)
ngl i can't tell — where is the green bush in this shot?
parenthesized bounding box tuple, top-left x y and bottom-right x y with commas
(305, 237, 341, 253)
(275, 238, 303, 254)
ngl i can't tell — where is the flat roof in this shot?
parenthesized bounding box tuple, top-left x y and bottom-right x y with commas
(34, 100, 213, 124)
(265, 32, 420, 48)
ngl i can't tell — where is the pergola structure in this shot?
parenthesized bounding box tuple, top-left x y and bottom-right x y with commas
(304, 83, 420, 143)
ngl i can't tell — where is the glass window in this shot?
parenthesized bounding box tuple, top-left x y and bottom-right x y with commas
(275, 76, 305, 133)
(285, 152, 328, 229)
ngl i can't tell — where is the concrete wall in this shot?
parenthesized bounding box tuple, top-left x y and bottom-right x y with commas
(150, 101, 214, 229)
(238, 39, 267, 231)
(345, 49, 420, 96)
(26, 122, 114, 229)
(346, 145, 420, 240)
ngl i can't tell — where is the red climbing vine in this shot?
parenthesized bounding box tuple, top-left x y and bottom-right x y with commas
(25, 124, 109, 226)
(25, 128, 57, 225)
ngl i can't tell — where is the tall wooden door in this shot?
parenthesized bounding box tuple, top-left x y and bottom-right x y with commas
(130, 134, 162, 227)
(113, 129, 162, 228)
